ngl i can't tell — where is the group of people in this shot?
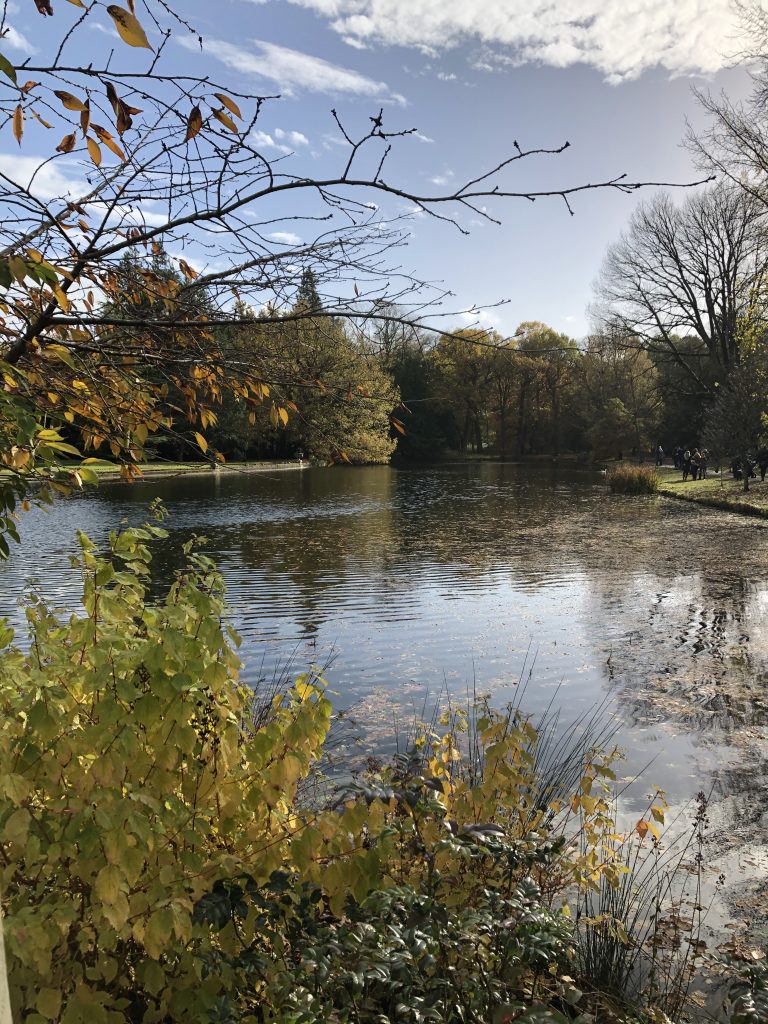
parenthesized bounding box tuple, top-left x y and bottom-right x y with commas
(655, 444, 768, 482)
(655, 445, 711, 480)
(731, 451, 768, 481)
(674, 446, 709, 481)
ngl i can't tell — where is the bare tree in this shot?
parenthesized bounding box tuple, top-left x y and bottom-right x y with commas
(596, 185, 768, 393)
(687, 1, 768, 209)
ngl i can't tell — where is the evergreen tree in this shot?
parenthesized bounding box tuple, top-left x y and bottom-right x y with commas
(295, 269, 323, 312)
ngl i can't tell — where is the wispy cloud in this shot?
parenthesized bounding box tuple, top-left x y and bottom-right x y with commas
(268, 230, 302, 245)
(459, 307, 501, 328)
(286, 0, 741, 81)
(251, 127, 310, 153)
(0, 153, 84, 201)
(178, 35, 406, 103)
(3, 25, 37, 54)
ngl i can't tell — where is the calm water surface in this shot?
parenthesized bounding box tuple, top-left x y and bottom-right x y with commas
(2, 463, 768, 833)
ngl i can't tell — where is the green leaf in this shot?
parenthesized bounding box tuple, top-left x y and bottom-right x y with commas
(36, 988, 62, 1020)
(0, 52, 17, 85)
(5, 807, 31, 845)
(94, 864, 123, 904)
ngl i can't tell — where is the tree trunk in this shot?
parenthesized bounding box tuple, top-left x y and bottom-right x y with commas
(743, 450, 750, 492)
(474, 415, 483, 454)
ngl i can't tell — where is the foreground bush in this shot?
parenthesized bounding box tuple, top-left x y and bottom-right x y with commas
(607, 464, 660, 494)
(0, 510, 723, 1023)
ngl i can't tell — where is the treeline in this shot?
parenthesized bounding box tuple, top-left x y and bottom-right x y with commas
(120, 257, 748, 468)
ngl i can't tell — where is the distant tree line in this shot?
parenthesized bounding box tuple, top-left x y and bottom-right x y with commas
(116, 248, 767, 468)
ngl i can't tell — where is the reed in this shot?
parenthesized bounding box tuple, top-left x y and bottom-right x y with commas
(607, 464, 660, 494)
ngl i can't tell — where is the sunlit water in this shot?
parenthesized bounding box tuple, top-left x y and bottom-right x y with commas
(2, 464, 767, 866)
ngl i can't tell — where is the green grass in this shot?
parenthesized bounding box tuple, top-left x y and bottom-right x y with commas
(657, 468, 768, 518)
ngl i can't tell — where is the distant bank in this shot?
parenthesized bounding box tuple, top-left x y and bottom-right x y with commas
(655, 467, 768, 520)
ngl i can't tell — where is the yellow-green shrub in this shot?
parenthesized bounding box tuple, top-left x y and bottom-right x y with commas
(0, 513, 333, 1022)
(0, 512, 665, 1022)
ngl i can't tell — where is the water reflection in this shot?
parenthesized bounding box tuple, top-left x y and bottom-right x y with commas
(1, 463, 767, 819)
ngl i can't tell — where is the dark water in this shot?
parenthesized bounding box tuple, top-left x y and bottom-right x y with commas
(2, 463, 768, 830)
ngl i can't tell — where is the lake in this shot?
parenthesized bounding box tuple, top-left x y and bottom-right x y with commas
(2, 462, 768, 866)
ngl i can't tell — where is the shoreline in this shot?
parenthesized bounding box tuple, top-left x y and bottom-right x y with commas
(81, 459, 310, 483)
(655, 467, 768, 520)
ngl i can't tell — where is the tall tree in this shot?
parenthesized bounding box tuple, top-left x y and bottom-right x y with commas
(433, 330, 497, 453)
(597, 185, 768, 392)
(295, 270, 323, 312)
(514, 321, 579, 455)
(579, 333, 662, 457)
(687, 2, 768, 209)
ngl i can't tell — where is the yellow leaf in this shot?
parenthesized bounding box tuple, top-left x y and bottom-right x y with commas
(12, 104, 23, 145)
(213, 92, 242, 119)
(213, 108, 238, 134)
(52, 284, 70, 312)
(635, 820, 649, 839)
(92, 123, 126, 160)
(32, 110, 53, 129)
(107, 5, 153, 49)
(8, 255, 27, 283)
(53, 89, 87, 112)
(185, 105, 202, 142)
(278, 406, 289, 427)
(651, 805, 665, 824)
(194, 431, 208, 453)
(86, 136, 102, 167)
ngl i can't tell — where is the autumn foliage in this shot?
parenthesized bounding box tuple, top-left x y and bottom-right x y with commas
(0, 510, 688, 1022)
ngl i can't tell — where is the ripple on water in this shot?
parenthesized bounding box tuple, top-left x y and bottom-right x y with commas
(1, 463, 767, 820)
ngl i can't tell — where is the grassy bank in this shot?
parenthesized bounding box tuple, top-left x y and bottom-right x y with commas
(657, 468, 768, 519)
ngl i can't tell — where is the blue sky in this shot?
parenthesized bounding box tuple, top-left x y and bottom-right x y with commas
(2, 0, 752, 338)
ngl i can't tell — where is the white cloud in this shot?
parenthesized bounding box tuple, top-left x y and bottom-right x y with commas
(268, 230, 302, 244)
(0, 153, 85, 201)
(459, 307, 501, 328)
(274, 128, 309, 146)
(178, 35, 406, 103)
(3, 25, 37, 54)
(429, 174, 452, 185)
(285, 0, 743, 81)
(342, 35, 369, 49)
(251, 130, 292, 154)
